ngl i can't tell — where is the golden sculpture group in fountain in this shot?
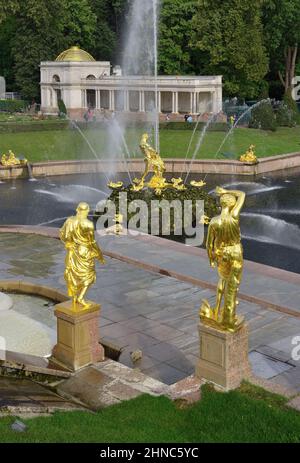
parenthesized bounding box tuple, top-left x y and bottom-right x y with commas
(200, 186, 245, 333)
(60, 202, 105, 310)
(1, 150, 27, 167)
(239, 144, 258, 164)
(107, 133, 208, 194)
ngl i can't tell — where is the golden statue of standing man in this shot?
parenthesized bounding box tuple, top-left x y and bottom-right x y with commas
(132, 133, 167, 191)
(60, 202, 105, 310)
(200, 187, 246, 332)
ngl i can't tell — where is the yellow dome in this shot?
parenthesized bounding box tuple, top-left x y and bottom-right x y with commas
(55, 46, 95, 62)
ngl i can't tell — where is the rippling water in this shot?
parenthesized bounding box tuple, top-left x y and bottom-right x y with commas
(1, 168, 300, 273)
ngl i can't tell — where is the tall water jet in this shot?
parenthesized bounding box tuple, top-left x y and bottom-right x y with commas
(110, 0, 160, 158)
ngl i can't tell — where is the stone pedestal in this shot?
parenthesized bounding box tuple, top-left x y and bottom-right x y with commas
(51, 300, 105, 371)
(195, 322, 250, 390)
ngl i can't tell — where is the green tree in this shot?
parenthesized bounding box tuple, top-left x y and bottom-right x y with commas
(0, 1, 19, 24)
(191, 0, 269, 98)
(262, 0, 300, 95)
(61, 0, 96, 51)
(0, 16, 17, 90)
(158, 0, 197, 74)
(89, 0, 127, 62)
(12, 0, 97, 100)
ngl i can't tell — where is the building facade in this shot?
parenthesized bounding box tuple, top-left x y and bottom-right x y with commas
(40, 46, 223, 119)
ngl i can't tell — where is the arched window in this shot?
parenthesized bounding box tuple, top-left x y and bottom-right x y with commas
(52, 75, 60, 83)
(86, 74, 96, 80)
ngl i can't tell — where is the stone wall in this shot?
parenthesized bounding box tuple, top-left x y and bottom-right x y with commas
(1, 152, 300, 179)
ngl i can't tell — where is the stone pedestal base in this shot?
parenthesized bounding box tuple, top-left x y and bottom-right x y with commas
(195, 322, 250, 391)
(51, 300, 105, 372)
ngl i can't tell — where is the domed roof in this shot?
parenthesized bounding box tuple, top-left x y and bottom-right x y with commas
(55, 46, 95, 62)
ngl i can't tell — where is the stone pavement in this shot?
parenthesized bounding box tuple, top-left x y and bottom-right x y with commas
(0, 232, 299, 391)
(0, 377, 83, 416)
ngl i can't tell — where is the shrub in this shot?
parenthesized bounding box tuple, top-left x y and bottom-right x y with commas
(275, 101, 297, 127)
(0, 99, 28, 113)
(249, 100, 277, 131)
(58, 98, 67, 117)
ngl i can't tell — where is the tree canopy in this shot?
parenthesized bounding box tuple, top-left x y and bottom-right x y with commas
(191, 0, 269, 98)
(0, 0, 299, 101)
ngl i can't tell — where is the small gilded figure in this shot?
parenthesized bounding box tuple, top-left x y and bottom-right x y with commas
(200, 186, 245, 332)
(1, 150, 27, 166)
(60, 202, 105, 309)
(239, 144, 257, 164)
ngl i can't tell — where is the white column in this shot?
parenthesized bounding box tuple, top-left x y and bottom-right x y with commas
(157, 91, 161, 113)
(192, 92, 197, 114)
(109, 90, 115, 111)
(96, 90, 100, 109)
(175, 92, 178, 113)
(124, 91, 130, 111)
(172, 92, 178, 113)
(195, 93, 199, 114)
(190, 92, 193, 113)
(139, 90, 145, 112)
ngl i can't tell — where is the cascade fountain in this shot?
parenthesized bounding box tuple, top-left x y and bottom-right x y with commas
(95, 0, 218, 233)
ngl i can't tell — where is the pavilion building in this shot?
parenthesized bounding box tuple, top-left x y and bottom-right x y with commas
(40, 46, 223, 120)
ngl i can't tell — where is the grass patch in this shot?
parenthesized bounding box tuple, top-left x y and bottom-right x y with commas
(0, 126, 299, 163)
(0, 384, 299, 443)
(238, 381, 288, 410)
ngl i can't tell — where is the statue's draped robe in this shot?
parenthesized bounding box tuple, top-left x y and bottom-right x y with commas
(60, 216, 101, 297)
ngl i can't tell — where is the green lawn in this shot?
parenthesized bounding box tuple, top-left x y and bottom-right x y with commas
(0, 126, 300, 163)
(0, 384, 299, 443)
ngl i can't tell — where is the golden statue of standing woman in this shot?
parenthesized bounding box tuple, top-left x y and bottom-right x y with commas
(60, 202, 105, 309)
(200, 187, 245, 332)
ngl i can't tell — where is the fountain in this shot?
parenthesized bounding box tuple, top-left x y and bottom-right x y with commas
(92, 0, 218, 235)
(95, 133, 219, 237)
(0, 292, 13, 311)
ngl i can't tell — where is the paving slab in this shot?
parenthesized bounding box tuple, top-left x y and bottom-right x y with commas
(0, 233, 299, 390)
(0, 377, 82, 415)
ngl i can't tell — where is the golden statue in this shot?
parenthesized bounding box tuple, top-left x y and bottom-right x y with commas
(132, 133, 167, 191)
(239, 144, 257, 164)
(60, 202, 105, 309)
(171, 177, 186, 191)
(107, 181, 123, 190)
(200, 186, 246, 332)
(190, 180, 206, 188)
(1, 150, 27, 166)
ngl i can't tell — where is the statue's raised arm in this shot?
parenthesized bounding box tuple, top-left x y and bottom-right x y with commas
(215, 186, 245, 218)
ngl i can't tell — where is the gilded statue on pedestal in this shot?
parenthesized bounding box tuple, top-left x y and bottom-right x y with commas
(60, 202, 105, 309)
(200, 187, 245, 332)
(239, 144, 257, 164)
(1, 150, 27, 166)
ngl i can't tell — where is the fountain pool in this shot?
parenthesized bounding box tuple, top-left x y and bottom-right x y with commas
(1, 168, 300, 273)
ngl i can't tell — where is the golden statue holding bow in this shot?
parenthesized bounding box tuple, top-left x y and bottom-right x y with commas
(200, 187, 245, 332)
(60, 202, 105, 309)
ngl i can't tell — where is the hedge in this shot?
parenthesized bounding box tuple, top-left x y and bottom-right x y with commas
(0, 99, 28, 113)
(0, 120, 69, 133)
